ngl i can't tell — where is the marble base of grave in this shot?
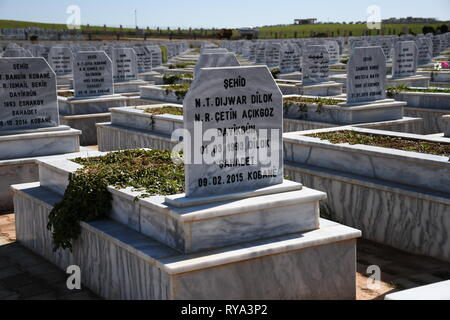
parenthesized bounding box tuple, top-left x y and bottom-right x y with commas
(138, 71, 161, 82)
(284, 97, 423, 131)
(283, 117, 423, 134)
(113, 80, 151, 93)
(295, 81, 343, 97)
(385, 281, 450, 300)
(277, 72, 303, 81)
(329, 74, 347, 89)
(0, 126, 81, 212)
(329, 68, 347, 76)
(283, 128, 450, 262)
(277, 83, 303, 95)
(162, 68, 194, 76)
(417, 70, 450, 83)
(444, 115, 450, 137)
(58, 94, 129, 145)
(387, 75, 431, 88)
(403, 107, 450, 134)
(140, 85, 185, 104)
(60, 113, 111, 146)
(96, 104, 182, 152)
(12, 154, 361, 299)
(393, 91, 450, 134)
(56, 74, 73, 88)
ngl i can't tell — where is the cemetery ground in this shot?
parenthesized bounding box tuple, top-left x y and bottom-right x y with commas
(1, 207, 450, 300)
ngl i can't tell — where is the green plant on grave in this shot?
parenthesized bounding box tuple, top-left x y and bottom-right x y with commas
(144, 106, 184, 131)
(387, 85, 450, 98)
(47, 150, 185, 252)
(164, 83, 190, 101)
(163, 74, 193, 85)
(271, 68, 281, 79)
(163, 74, 183, 85)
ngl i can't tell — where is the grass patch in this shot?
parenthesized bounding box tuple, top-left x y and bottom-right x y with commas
(47, 149, 184, 251)
(58, 91, 74, 98)
(144, 106, 183, 116)
(168, 62, 196, 69)
(162, 73, 193, 85)
(307, 130, 450, 157)
(284, 96, 341, 106)
(387, 85, 450, 97)
(164, 83, 190, 100)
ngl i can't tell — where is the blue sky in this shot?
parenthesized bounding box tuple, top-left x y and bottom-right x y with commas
(0, 0, 449, 29)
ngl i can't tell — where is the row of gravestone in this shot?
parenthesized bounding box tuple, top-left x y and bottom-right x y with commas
(0, 41, 189, 74)
(222, 32, 450, 71)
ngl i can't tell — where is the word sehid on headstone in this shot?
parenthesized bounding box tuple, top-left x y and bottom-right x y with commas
(183, 65, 283, 198)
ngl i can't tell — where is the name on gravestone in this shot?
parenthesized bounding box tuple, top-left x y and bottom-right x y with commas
(48, 47, 73, 76)
(302, 45, 330, 85)
(73, 51, 114, 98)
(347, 46, 386, 104)
(112, 48, 138, 82)
(183, 66, 283, 197)
(392, 41, 418, 78)
(0, 57, 59, 131)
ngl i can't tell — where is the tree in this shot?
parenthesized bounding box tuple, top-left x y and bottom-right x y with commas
(422, 25, 436, 34)
(437, 24, 449, 34)
(217, 29, 233, 40)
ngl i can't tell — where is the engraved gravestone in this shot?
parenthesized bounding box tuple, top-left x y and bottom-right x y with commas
(392, 41, 418, 78)
(279, 43, 301, 73)
(112, 48, 138, 82)
(73, 51, 114, 98)
(326, 40, 340, 65)
(194, 53, 240, 78)
(0, 57, 59, 131)
(416, 37, 433, 65)
(302, 45, 330, 85)
(265, 43, 281, 68)
(2, 47, 32, 58)
(133, 47, 152, 73)
(347, 47, 386, 104)
(48, 46, 73, 76)
(184, 65, 283, 197)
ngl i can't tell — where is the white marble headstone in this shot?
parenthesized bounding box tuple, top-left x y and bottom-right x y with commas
(112, 48, 138, 82)
(73, 51, 114, 98)
(2, 47, 33, 58)
(392, 41, 418, 78)
(48, 47, 73, 76)
(346, 47, 386, 104)
(0, 58, 59, 131)
(326, 41, 340, 65)
(302, 45, 330, 85)
(184, 65, 283, 197)
(194, 53, 240, 78)
(416, 37, 433, 65)
(279, 43, 301, 73)
(133, 47, 152, 73)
